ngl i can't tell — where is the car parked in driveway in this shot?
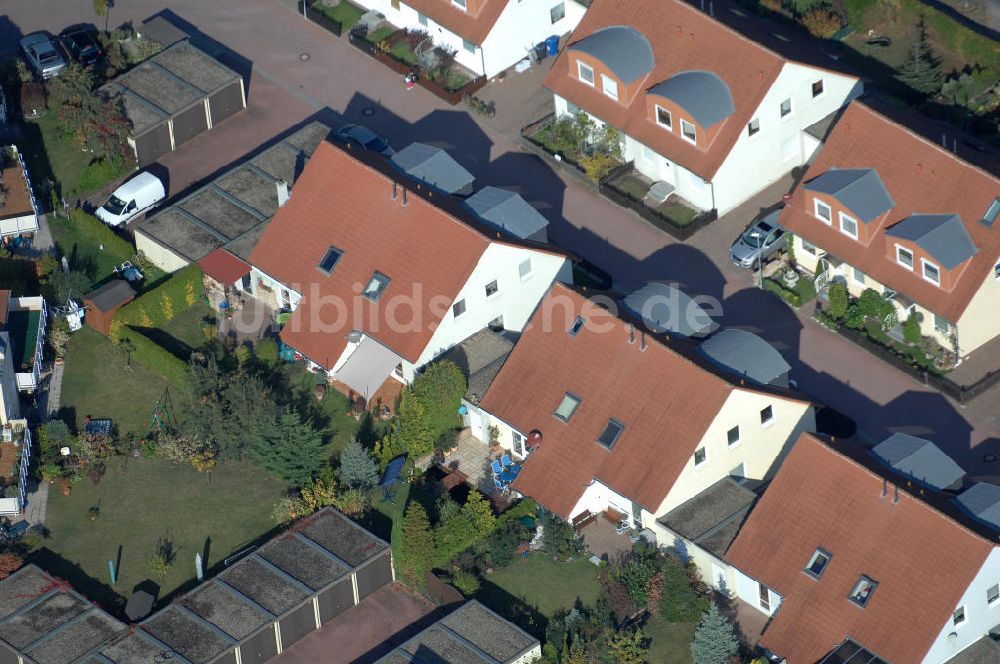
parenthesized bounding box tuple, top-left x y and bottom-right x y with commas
(731, 207, 785, 268)
(20, 32, 67, 79)
(96, 172, 166, 227)
(334, 124, 395, 156)
(60, 25, 103, 66)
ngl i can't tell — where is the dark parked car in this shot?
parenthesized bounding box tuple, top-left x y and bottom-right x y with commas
(20, 32, 67, 79)
(60, 25, 103, 66)
(334, 124, 395, 156)
(730, 208, 785, 268)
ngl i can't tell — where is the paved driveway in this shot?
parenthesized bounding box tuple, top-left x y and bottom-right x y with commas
(3, 0, 998, 478)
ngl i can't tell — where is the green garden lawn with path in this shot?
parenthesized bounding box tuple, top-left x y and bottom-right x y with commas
(41, 457, 286, 610)
(478, 553, 602, 617)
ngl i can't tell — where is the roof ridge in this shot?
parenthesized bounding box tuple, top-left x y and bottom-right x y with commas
(664, 0, 785, 66)
(806, 433, 996, 548)
(855, 101, 1000, 187)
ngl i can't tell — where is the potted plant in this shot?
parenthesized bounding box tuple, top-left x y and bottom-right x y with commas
(488, 425, 501, 454)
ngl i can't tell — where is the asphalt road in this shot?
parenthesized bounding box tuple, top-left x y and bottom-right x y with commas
(3, 0, 999, 479)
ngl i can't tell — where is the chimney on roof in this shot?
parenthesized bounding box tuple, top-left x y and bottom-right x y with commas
(276, 180, 290, 208)
(627, 323, 635, 345)
(392, 181, 398, 200)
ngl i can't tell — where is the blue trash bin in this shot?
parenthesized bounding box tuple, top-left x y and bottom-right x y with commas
(546, 35, 559, 56)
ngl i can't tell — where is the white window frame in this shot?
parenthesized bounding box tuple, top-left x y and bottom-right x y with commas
(779, 97, 793, 119)
(417, 12, 429, 27)
(760, 405, 774, 428)
(811, 79, 825, 99)
(555, 393, 581, 422)
(921, 258, 941, 286)
(485, 279, 500, 299)
(518, 258, 532, 281)
(452, 298, 467, 318)
(693, 446, 708, 467)
(839, 212, 859, 239)
(680, 119, 697, 144)
(805, 548, 831, 579)
(747, 117, 760, 137)
(512, 431, 525, 457)
(813, 198, 832, 224)
(987, 583, 1000, 606)
(577, 61, 594, 86)
(600, 74, 618, 100)
(462, 39, 477, 54)
(654, 105, 672, 130)
(895, 245, 914, 271)
(801, 239, 818, 256)
(727, 425, 741, 448)
(953, 605, 967, 628)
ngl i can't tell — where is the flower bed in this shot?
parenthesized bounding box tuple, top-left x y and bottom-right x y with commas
(764, 272, 816, 308)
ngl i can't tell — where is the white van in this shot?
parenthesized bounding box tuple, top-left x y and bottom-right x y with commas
(96, 172, 166, 226)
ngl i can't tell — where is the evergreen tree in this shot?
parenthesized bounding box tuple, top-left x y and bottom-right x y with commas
(605, 629, 647, 664)
(400, 502, 435, 587)
(395, 391, 435, 458)
(188, 358, 278, 460)
(691, 602, 739, 664)
(338, 440, 379, 491)
(562, 639, 588, 664)
(251, 407, 325, 486)
(462, 490, 497, 537)
(896, 18, 944, 96)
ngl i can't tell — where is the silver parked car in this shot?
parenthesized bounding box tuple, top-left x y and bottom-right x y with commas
(731, 208, 785, 268)
(20, 32, 67, 79)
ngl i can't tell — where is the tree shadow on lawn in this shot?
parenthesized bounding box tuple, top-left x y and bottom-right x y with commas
(473, 578, 550, 640)
(32, 547, 128, 615)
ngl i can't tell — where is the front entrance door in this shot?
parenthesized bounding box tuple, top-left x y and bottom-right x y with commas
(466, 408, 487, 443)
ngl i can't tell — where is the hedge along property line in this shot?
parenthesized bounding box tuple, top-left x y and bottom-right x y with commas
(345, 29, 487, 105)
(109, 263, 204, 387)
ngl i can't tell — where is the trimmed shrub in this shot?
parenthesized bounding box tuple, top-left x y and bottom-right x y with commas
(115, 263, 203, 329)
(800, 5, 843, 38)
(826, 283, 849, 320)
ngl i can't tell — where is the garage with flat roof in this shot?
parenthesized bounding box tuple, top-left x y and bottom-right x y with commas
(100, 40, 246, 166)
(135, 122, 332, 272)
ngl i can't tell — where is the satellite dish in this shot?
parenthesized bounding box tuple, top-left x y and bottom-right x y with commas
(347, 330, 363, 344)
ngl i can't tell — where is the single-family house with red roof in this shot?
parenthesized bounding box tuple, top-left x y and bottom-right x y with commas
(543, 0, 862, 215)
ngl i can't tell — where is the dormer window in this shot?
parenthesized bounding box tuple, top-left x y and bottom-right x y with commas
(747, 117, 760, 137)
(849, 576, 878, 608)
(601, 74, 618, 100)
(895, 245, 914, 270)
(982, 198, 1000, 227)
(655, 105, 672, 129)
(804, 548, 831, 579)
(317, 246, 343, 275)
(813, 198, 832, 224)
(597, 418, 624, 449)
(680, 119, 696, 144)
(921, 259, 941, 286)
(839, 212, 858, 240)
(577, 61, 595, 86)
(363, 271, 390, 302)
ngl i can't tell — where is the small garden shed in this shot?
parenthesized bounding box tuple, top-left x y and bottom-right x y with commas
(83, 280, 136, 335)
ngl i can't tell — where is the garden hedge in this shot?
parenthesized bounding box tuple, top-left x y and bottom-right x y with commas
(114, 263, 203, 328)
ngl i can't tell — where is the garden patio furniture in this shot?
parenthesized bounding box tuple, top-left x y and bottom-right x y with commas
(491, 459, 504, 476)
(500, 454, 512, 468)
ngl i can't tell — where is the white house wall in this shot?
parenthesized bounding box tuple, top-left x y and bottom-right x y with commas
(734, 567, 782, 618)
(406, 244, 569, 379)
(711, 64, 862, 215)
(569, 480, 637, 524)
(652, 390, 813, 518)
(354, 0, 584, 78)
(922, 547, 1000, 664)
(0, 331, 19, 425)
(135, 229, 193, 273)
(0, 212, 39, 238)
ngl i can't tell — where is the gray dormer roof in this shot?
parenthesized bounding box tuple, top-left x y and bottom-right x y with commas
(463, 187, 549, 240)
(955, 482, 1000, 530)
(648, 71, 735, 128)
(803, 168, 895, 223)
(390, 142, 474, 195)
(698, 329, 791, 387)
(623, 282, 716, 339)
(568, 26, 654, 84)
(871, 433, 966, 491)
(885, 214, 978, 269)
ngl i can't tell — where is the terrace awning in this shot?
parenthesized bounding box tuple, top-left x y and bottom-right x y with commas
(332, 336, 402, 401)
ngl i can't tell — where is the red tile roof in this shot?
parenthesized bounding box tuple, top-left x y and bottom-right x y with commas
(198, 248, 251, 285)
(480, 284, 806, 519)
(780, 101, 1000, 322)
(726, 433, 993, 663)
(403, 0, 507, 45)
(544, 0, 786, 180)
(250, 141, 489, 367)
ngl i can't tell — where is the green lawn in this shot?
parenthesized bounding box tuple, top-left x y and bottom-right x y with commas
(60, 326, 189, 437)
(42, 457, 285, 610)
(312, 0, 365, 29)
(477, 553, 602, 618)
(645, 613, 697, 664)
(49, 210, 164, 293)
(150, 302, 215, 362)
(367, 26, 396, 44)
(281, 366, 379, 458)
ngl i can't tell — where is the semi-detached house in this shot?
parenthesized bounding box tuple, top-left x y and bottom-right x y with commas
(781, 101, 1000, 357)
(544, 0, 862, 215)
(726, 433, 1000, 664)
(463, 283, 815, 535)
(248, 140, 570, 403)
(352, 0, 587, 79)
